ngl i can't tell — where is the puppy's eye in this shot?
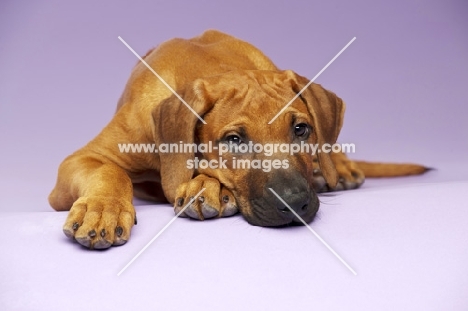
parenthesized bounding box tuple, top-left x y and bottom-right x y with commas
(294, 123, 309, 137)
(226, 134, 243, 145)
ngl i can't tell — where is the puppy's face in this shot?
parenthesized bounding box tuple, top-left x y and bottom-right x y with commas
(154, 70, 344, 226)
(193, 70, 343, 226)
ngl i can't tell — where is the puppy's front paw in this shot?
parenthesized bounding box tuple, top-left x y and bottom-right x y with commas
(174, 175, 238, 220)
(63, 196, 136, 249)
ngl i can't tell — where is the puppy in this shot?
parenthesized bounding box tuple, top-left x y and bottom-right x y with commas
(49, 30, 428, 249)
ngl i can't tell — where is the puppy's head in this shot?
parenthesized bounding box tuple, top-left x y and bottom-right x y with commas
(153, 70, 345, 226)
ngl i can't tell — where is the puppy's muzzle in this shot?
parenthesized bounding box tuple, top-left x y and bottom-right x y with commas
(248, 171, 319, 226)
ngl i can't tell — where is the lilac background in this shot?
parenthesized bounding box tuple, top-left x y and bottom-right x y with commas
(1, 0, 468, 310)
(0, 0, 467, 212)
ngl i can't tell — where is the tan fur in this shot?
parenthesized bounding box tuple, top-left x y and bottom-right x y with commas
(353, 161, 430, 177)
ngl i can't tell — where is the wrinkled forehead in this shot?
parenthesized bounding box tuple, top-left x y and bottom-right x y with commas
(211, 70, 306, 111)
(201, 81, 312, 140)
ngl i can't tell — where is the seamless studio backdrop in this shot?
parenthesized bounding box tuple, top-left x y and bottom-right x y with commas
(1, 1, 467, 310)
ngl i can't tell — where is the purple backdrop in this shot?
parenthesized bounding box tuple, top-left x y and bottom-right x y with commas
(1, 1, 468, 310)
(1, 0, 467, 212)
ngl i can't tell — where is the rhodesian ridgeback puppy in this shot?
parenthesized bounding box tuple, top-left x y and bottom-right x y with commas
(49, 30, 428, 249)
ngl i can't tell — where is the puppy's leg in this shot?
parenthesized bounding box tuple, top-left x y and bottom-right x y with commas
(312, 152, 365, 192)
(49, 153, 136, 249)
(173, 174, 238, 220)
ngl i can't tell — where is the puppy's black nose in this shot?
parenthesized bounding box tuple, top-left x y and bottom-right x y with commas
(263, 171, 315, 223)
(276, 193, 310, 216)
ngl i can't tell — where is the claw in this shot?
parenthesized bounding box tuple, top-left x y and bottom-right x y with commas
(177, 197, 184, 206)
(88, 229, 97, 238)
(115, 226, 123, 237)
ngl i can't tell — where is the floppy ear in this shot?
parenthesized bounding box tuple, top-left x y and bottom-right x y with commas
(290, 72, 346, 187)
(152, 80, 216, 202)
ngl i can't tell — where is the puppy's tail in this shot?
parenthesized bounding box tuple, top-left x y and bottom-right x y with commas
(353, 161, 433, 178)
